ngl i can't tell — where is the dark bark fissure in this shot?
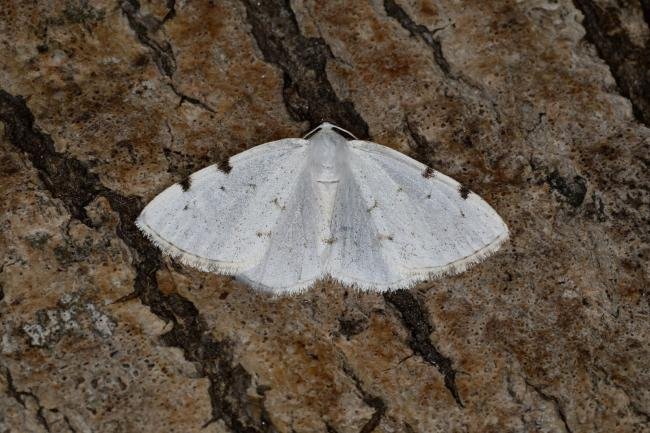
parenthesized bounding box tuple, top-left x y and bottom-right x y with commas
(169, 82, 216, 113)
(162, 0, 176, 24)
(120, 0, 176, 77)
(325, 423, 341, 433)
(0, 91, 100, 224)
(642, 0, 650, 27)
(4, 367, 27, 408)
(0, 90, 274, 433)
(525, 380, 573, 433)
(63, 415, 79, 433)
(383, 0, 502, 131)
(240, 0, 369, 139)
(3, 367, 52, 432)
(384, 290, 464, 408)
(341, 364, 387, 433)
(404, 116, 438, 166)
(120, 0, 215, 113)
(383, 0, 451, 78)
(573, 0, 650, 127)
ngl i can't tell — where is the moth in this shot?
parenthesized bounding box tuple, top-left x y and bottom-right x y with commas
(137, 123, 508, 294)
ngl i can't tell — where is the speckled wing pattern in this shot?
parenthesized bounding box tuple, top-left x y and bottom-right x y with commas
(137, 124, 508, 294)
(136, 138, 311, 275)
(325, 140, 509, 291)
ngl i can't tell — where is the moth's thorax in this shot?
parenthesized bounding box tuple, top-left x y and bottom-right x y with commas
(308, 128, 348, 183)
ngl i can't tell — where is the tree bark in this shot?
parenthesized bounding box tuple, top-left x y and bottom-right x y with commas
(0, 1, 648, 432)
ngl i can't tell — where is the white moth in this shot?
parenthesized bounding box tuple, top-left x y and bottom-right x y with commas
(137, 122, 508, 294)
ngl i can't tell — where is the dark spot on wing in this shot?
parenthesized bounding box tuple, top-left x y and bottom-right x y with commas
(459, 184, 471, 200)
(422, 166, 435, 178)
(183, 204, 189, 211)
(219, 186, 225, 191)
(179, 176, 191, 191)
(215, 158, 232, 174)
(271, 197, 286, 210)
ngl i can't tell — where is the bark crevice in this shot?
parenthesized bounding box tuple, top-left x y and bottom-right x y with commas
(2, 366, 52, 432)
(525, 380, 573, 433)
(341, 363, 387, 433)
(383, 0, 502, 126)
(0, 89, 273, 433)
(383, 0, 452, 78)
(240, 0, 369, 138)
(573, 0, 650, 126)
(384, 290, 464, 408)
(120, 0, 216, 113)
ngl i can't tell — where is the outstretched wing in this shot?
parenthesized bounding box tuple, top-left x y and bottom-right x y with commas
(326, 140, 508, 291)
(136, 138, 311, 276)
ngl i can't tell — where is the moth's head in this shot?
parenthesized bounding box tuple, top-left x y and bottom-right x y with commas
(303, 122, 357, 141)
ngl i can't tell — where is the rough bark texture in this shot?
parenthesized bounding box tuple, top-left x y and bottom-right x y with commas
(0, 1, 648, 432)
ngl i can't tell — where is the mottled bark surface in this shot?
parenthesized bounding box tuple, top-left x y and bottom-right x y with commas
(0, 1, 648, 432)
